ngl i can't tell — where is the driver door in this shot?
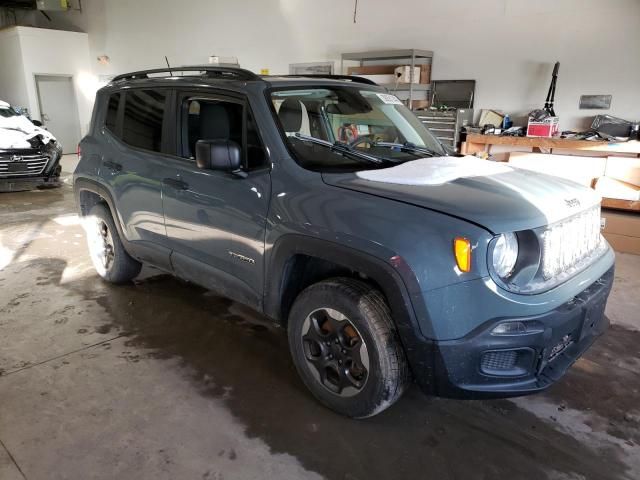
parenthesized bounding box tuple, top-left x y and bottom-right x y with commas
(162, 91, 271, 309)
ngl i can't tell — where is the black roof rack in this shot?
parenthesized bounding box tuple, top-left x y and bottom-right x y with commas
(277, 74, 378, 86)
(111, 66, 261, 83)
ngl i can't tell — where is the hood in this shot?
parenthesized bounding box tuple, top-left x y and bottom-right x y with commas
(322, 157, 601, 234)
(0, 103, 56, 150)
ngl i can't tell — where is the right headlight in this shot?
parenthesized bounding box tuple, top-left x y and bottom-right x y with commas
(492, 232, 519, 279)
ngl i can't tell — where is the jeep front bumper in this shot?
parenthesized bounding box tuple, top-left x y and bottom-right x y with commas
(406, 252, 615, 399)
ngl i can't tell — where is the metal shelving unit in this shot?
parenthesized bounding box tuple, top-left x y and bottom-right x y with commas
(341, 49, 433, 109)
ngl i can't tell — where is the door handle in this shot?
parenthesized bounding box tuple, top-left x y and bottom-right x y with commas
(162, 178, 189, 190)
(103, 160, 122, 172)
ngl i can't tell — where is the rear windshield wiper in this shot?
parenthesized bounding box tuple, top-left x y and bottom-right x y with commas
(374, 141, 444, 158)
(292, 133, 385, 165)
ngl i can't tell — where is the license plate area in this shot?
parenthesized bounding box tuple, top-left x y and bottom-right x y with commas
(579, 297, 606, 341)
(548, 333, 574, 363)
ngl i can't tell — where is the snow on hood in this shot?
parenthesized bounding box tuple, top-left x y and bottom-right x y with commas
(356, 156, 513, 186)
(0, 103, 56, 149)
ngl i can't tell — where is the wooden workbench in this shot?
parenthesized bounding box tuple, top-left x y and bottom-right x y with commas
(461, 134, 640, 157)
(461, 134, 640, 213)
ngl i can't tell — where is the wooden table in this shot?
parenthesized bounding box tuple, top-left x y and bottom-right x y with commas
(461, 134, 640, 157)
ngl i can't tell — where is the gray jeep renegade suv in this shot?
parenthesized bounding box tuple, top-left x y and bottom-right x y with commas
(74, 66, 615, 418)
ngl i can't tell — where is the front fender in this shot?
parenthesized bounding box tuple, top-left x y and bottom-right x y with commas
(265, 232, 437, 364)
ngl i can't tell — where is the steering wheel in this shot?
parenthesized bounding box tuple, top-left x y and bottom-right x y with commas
(348, 134, 377, 148)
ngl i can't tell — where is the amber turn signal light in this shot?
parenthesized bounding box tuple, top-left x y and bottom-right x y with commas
(454, 237, 472, 272)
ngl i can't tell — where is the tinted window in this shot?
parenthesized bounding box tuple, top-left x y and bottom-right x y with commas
(246, 109, 267, 169)
(183, 98, 266, 169)
(184, 99, 242, 159)
(122, 89, 167, 152)
(104, 93, 120, 133)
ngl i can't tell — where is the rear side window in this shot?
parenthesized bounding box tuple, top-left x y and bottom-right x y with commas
(104, 93, 120, 133)
(122, 89, 167, 152)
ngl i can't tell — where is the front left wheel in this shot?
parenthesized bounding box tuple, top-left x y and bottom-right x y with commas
(287, 277, 410, 418)
(85, 203, 141, 283)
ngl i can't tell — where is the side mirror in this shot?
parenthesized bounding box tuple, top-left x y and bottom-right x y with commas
(32, 119, 43, 127)
(195, 139, 241, 172)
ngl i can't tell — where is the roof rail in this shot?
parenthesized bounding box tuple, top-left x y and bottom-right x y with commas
(278, 74, 378, 86)
(111, 66, 261, 83)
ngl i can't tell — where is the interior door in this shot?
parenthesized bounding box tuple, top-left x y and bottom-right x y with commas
(162, 92, 271, 309)
(35, 75, 81, 154)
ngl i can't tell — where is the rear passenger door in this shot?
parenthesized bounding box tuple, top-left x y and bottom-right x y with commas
(98, 88, 174, 270)
(161, 91, 271, 309)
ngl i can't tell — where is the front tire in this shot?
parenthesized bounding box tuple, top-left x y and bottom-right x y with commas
(85, 203, 141, 283)
(288, 277, 409, 418)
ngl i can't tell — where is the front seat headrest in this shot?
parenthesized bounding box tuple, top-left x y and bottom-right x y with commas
(279, 98, 303, 133)
(199, 103, 230, 140)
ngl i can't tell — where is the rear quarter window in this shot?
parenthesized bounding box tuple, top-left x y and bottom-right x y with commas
(104, 93, 120, 133)
(121, 89, 168, 153)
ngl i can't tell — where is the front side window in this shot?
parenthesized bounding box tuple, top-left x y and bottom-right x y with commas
(271, 87, 446, 172)
(122, 89, 167, 152)
(184, 99, 243, 159)
(182, 97, 267, 170)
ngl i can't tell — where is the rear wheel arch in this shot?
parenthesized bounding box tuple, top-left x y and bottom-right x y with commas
(78, 189, 106, 216)
(74, 178, 127, 242)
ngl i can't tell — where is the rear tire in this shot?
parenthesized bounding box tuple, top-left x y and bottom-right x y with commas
(85, 203, 141, 283)
(288, 277, 410, 418)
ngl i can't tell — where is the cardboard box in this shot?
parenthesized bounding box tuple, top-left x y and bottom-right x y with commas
(527, 116, 559, 137)
(347, 64, 431, 84)
(508, 153, 606, 187)
(347, 65, 396, 76)
(601, 209, 640, 255)
(419, 64, 431, 85)
(594, 176, 640, 201)
(601, 209, 640, 236)
(394, 66, 421, 84)
(356, 74, 397, 84)
(604, 233, 640, 255)
(412, 100, 430, 110)
(604, 156, 640, 186)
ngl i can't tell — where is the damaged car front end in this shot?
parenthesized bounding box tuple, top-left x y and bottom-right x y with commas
(1, 100, 63, 192)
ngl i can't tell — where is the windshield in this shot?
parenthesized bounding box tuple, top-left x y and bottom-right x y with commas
(0, 104, 21, 119)
(271, 86, 446, 172)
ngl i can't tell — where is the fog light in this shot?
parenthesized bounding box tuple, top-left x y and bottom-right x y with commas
(491, 321, 527, 335)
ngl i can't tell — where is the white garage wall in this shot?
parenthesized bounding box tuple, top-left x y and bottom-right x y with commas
(18, 27, 95, 136)
(0, 29, 29, 110)
(0, 27, 95, 136)
(15, 0, 640, 130)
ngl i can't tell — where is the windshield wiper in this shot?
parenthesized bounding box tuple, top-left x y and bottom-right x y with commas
(374, 141, 444, 158)
(292, 133, 385, 165)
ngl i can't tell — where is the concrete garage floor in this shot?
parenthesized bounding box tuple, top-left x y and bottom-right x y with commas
(1, 157, 640, 480)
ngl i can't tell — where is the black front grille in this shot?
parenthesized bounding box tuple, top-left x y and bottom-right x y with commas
(0, 154, 49, 177)
(481, 351, 518, 372)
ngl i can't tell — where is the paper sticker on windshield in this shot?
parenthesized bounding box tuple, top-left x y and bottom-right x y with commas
(376, 93, 403, 105)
